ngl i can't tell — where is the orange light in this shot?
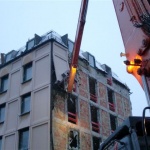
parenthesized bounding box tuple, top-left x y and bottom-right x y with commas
(127, 65, 134, 74)
(67, 66, 77, 93)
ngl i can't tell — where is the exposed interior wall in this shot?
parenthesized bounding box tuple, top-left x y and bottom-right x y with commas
(52, 57, 132, 150)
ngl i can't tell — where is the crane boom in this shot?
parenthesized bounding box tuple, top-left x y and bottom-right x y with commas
(67, 0, 89, 93)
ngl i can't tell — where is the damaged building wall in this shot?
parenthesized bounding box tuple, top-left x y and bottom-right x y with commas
(52, 54, 132, 150)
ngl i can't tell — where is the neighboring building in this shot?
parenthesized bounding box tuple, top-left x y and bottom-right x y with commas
(0, 30, 131, 150)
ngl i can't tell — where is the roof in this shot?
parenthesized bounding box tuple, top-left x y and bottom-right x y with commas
(0, 30, 128, 88)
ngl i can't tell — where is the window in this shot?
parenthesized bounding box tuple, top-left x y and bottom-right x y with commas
(5, 50, 17, 63)
(110, 114, 117, 132)
(21, 93, 31, 115)
(93, 136, 100, 150)
(5, 53, 12, 62)
(0, 104, 5, 123)
(104, 65, 112, 85)
(67, 95, 77, 124)
(68, 130, 79, 150)
(0, 138, 1, 149)
(68, 40, 74, 53)
(26, 39, 34, 50)
(91, 106, 99, 133)
(19, 128, 29, 150)
(89, 77, 97, 103)
(107, 88, 115, 112)
(0, 75, 8, 93)
(89, 54, 95, 67)
(23, 63, 32, 82)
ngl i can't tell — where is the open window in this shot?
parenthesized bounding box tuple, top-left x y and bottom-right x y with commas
(110, 114, 117, 133)
(93, 136, 101, 150)
(68, 130, 79, 150)
(91, 106, 99, 133)
(89, 77, 97, 103)
(107, 88, 115, 112)
(67, 95, 77, 124)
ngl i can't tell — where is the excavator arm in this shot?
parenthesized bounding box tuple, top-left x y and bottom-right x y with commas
(67, 0, 89, 93)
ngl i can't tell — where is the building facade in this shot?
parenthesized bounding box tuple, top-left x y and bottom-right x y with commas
(0, 30, 131, 150)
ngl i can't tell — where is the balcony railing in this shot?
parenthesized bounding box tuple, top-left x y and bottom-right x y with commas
(92, 121, 100, 133)
(68, 112, 77, 124)
(109, 102, 115, 112)
(90, 93, 97, 103)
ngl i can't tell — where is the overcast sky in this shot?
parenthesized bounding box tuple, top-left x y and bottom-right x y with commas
(0, 0, 148, 116)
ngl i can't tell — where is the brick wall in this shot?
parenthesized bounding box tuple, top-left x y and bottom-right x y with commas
(101, 109, 110, 138)
(52, 67, 131, 149)
(78, 71, 88, 99)
(53, 94, 66, 120)
(123, 97, 132, 118)
(116, 93, 124, 117)
(81, 132, 92, 150)
(80, 99, 90, 130)
(99, 82, 107, 108)
(53, 121, 67, 150)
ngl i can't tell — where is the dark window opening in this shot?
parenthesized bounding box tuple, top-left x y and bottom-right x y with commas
(0, 136, 2, 150)
(91, 106, 99, 133)
(68, 130, 79, 150)
(21, 93, 31, 115)
(110, 114, 117, 132)
(0, 75, 8, 93)
(93, 136, 101, 150)
(19, 128, 29, 150)
(0, 104, 5, 123)
(23, 63, 32, 82)
(148, 0, 150, 5)
(89, 77, 97, 103)
(107, 88, 115, 112)
(68, 96, 77, 124)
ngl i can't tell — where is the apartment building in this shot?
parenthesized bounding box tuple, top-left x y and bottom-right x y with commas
(0, 30, 131, 150)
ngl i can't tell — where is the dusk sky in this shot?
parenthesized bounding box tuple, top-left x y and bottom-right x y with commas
(0, 0, 148, 116)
